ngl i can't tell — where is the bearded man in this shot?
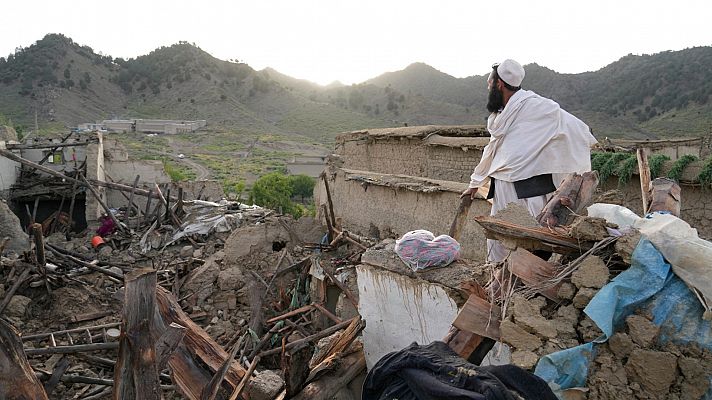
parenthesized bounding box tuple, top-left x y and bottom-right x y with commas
(462, 59, 598, 262)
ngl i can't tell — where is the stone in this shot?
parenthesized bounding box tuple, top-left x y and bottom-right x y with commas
(248, 369, 285, 400)
(217, 267, 242, 291)
(500, 320, 542, 351)
(227, 294, 237, 310)
(608, 333, 635, 359)
(5, 295, 31, 318)
(98, 245, 113, 256)
(557, 282, 576, 300)
(571, 256, 609, 289)
(578, 316, 604, 342)
(625, 350, 678, 395)
(193, 248, 203, 258)
(78, 245, 90, 254)
(511, 350, 539, 370)
(108, 267, 124, 277)
(0, 200, 29, 253)
(511, 296, 557, 339)
(572, 287, 598, 309)
(569, 216, 611, 241)
(678, 356, 711, 400)
(615, 229, 642, 265)
(626, 315, 659, 348)
(180, 245, 194, 258)
(210, 316, 219, 324)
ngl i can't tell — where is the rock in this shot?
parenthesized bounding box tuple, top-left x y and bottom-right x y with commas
(557, 282, 576, 300)
(5, 295, 31, 318)
(78, 245, 90, 254)
(615, 229, 642, 265)
(210, 316, 219, 324)
(108, 267, 124, 277)
(500, 320, 542, 351)
(248, 369, 285, 400)
(572, 287, 598, 309)
(64, 242, 75, 252)
(123, 255, 136, 264)
(678, 356, 711, 400)
(217, 267, 243, 291)
(227, 294, 237, 310)
(578, 316, 603, 342)
(608, 333, 634, 358)
(98, 245, 113, 256)
(180, 245, 194, 258)
(511, 350, 539, 370)
(569, 216, 611, 241)
(571, 256, 609, 289)
(0, 200, 29, 253)
(511, 296, 557, 339)
(625, 350, 678, 395)
(193, 248, 203, 258)
(626, 315, 659, 348)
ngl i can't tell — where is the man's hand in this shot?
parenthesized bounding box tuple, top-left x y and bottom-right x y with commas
(460, 187, 480, 200)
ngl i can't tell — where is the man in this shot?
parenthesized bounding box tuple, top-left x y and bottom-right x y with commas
(462, 59, 597, 262)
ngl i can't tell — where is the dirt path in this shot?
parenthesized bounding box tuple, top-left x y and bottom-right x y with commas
(164, 136, 211, 180)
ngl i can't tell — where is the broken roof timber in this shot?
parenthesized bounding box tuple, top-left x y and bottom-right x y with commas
(341, 168, 468, 194)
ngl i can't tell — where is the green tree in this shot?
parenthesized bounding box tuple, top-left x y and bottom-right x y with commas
(250, 172, 301, 218)
(287, 174, 315, 202)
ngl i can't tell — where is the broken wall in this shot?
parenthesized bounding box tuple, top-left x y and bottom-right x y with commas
(0, 142, 18, 197)
(84, 133, 106, 223)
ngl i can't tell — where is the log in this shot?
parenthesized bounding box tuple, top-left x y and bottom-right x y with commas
(637, 148, 652, 215)
(266, 305, 314, 324)
(43, 355, 70, 394)
(113, 268, 161, 400)
(282, 341, 313, 397)
(155, 322, 187, 372)
(320, 172, 337, 231)
(474, 216, 591, 255)
(0, 318, 50, 399)
(537, 171, 599, 228)
(201, 338, 242, 400)
(648, 177, 681, 217)
(320, 260, 358, 310)
(290, 350, 366, 400)
(506, 248, 562, 300)
(154, 287, 249, 400)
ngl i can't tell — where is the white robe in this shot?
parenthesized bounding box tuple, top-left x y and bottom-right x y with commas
(471, 90, 598, 262)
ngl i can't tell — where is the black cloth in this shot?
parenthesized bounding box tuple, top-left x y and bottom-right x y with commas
(362, 341, 557, 400)
(486, 174, 556, 200)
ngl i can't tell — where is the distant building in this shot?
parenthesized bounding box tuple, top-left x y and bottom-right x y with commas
(98, 119, 207, 134)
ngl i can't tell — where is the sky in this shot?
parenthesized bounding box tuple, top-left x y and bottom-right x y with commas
(3, 0, 712, 85)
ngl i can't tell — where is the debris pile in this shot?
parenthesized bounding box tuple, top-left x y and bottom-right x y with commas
(0, 149, 374, 399)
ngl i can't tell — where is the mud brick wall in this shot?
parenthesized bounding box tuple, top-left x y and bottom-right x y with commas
(316, 169, 491, 261)
(338, 138, 482, 184)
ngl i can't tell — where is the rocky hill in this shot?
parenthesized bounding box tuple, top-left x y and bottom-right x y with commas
(2, 34, 712, 140)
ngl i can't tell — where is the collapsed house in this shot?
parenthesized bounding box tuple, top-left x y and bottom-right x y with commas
(1, 124, 711, 399)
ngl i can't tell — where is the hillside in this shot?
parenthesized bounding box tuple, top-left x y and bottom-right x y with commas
(1, 34, 712, 140)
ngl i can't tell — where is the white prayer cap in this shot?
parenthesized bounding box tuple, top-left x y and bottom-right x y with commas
(496, 59, 525, 87)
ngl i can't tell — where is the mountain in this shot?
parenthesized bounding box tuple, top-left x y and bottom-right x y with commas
(1, 34, 712, 140)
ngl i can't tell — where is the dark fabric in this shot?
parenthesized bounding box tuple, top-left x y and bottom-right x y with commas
(513, 174, 556, 199)
(486, 177, 496, 200)
(362, 341, 557, 400)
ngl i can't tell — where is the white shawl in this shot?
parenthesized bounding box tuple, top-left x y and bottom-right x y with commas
(469, 90, 598, 188)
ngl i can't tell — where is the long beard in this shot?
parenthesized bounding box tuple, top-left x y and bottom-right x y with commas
(486, 86, 504, 113)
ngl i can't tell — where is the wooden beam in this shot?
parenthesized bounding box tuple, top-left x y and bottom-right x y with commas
(0, 319, 49, 400)
(637, 148, 652, 215)
(290, 351, 366, 400)
(451, 294, 501, 340)
(506, 248, 561, 300)
(474, 216, 590, 254)
(113, 269, 161, 400)
(7, 141, 93, 150)
(448, 196, 473, 241)
(0, 147, 84, 186)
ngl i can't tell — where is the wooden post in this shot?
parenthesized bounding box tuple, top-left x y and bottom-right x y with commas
(126, 175, 140, 227)
(637, 148, 652, 215)
(143, 189, 154, 227)
(648, 177, 681, 216)
(66, 183, 78, 239)
(0, 265, 33, 316)
(113, 269, 161, 400)
(0, 319, 50, 400)
(537, 171, 599, 228)
(320, 173, 337, 230)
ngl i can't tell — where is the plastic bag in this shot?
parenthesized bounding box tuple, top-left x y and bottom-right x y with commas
(394, 230, 460, 271)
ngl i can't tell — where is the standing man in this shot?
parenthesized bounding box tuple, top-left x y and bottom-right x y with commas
(462, 60, 597, 262)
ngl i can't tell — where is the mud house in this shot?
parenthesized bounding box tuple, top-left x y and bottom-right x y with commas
(100, 118, 207, 134)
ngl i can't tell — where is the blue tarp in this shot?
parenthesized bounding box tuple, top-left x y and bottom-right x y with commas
(534, 239, 712, 398)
